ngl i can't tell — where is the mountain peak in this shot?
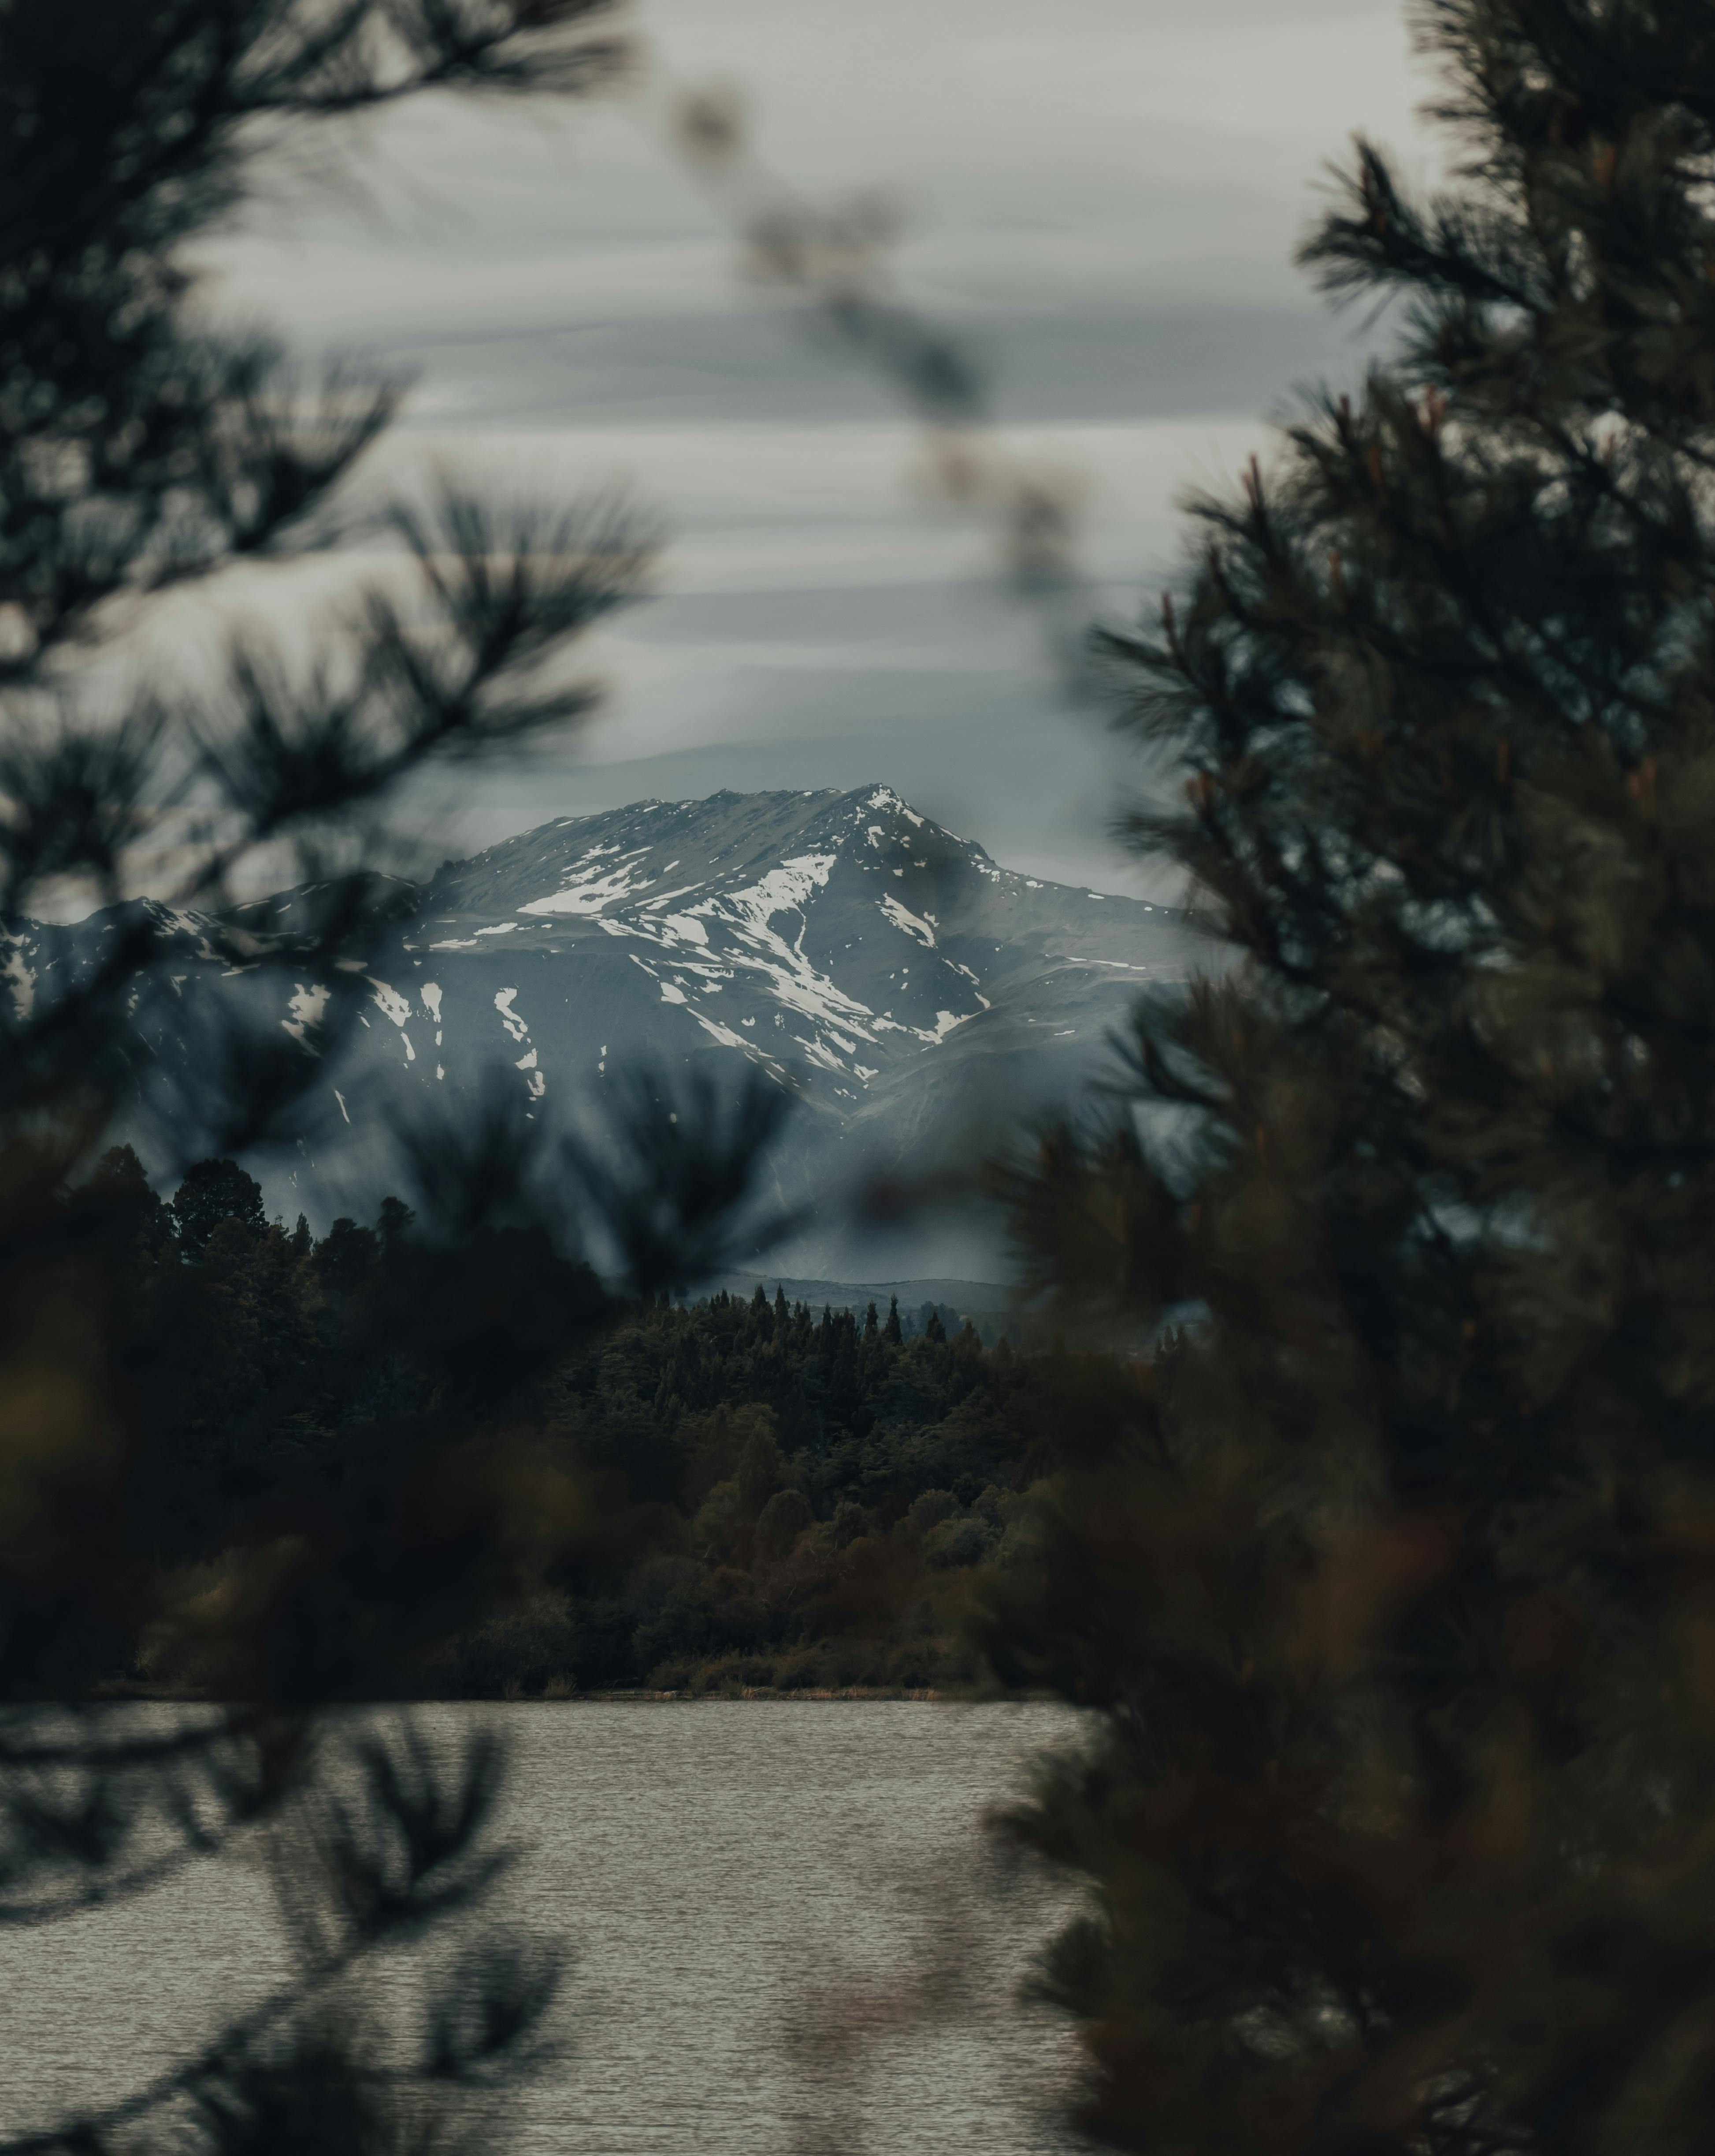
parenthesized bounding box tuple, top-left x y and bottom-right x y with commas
(421, 786, 994, 935)
(33, 788, 1192, 1265)
(396, 786, 1179, 1108)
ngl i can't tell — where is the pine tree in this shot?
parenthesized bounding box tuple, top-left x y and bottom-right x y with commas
(0, 6, 787, 2149)
(884, 1294, 903, 1345)
(88, 1142, 177, 1267)
(987, 6, 1715, 2152)
(170, 1156, 266, 1258)
(376, 1194, 416, 1252)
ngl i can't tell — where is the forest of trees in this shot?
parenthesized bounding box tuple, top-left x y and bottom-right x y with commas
(89, 1146, 1052, 1698)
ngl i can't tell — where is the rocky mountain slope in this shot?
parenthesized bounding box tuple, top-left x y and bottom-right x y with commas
(12, 787, 1196, 1268)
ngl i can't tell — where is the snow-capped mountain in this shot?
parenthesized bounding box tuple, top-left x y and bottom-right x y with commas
(10, 787, 1196, 1265)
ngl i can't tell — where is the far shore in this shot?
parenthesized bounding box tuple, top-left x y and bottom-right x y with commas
(85, 1683, 1059, 1706)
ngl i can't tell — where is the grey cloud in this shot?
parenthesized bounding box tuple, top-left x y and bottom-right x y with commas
(416, 614, 1180, 900)
(375, 297, 1396, 433)
(195, 0, 1437, 890)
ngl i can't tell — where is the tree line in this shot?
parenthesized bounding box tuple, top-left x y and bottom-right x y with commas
(86, 1143, 1055, 1696)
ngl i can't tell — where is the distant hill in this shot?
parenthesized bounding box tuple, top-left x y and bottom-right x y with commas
(704, 1275, 1014, 1338)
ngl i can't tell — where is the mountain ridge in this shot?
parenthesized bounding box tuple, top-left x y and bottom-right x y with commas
(8, 786, 1195, 1271)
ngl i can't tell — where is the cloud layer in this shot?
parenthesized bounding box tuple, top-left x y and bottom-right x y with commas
(185, 0, 1441, 891)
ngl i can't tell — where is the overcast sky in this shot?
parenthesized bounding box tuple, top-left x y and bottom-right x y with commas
(192, 0, 1445, 894)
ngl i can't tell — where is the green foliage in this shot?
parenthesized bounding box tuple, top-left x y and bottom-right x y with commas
(523, 1291, 1039, 1694)
(987, 6, 1715, 2154)
(107, 1214, 1047, 1698)
(526, 1288, 1044, 1690)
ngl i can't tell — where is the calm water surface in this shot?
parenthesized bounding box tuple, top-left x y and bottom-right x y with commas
(4, 1702, 1088, 2155)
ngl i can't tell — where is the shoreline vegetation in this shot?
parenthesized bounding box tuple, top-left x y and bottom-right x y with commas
(98, 1682, 973, 1702)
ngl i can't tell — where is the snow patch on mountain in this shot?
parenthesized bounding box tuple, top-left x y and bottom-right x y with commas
(3, 942, 35, 1020)
(880, 893, 935, 947)
(282, 982, 329, 1050)
(520, 848, 653, 917)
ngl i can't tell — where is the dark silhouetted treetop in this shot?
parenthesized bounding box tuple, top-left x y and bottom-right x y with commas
(376, 1194, 415, 1251)
(170, 1156, 266, 1258)
(85, 1141, 178, 1269)
(314, 1212, 380, 1299)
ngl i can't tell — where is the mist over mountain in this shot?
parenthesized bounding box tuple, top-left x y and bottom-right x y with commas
(16, 787, 1195, 1275)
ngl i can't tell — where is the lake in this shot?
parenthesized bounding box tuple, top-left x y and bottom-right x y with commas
(3, 1701, 1090, 2155)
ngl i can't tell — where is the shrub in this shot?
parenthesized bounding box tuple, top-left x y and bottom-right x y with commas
(445, 1592, 581, 1699)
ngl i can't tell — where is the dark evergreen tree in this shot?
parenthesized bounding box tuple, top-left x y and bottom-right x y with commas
(987, 5, 1715, 2153)
(884, 1294, 902, 1345)
(87, 1141, 178, 1267)
(170, 1157, 265, 1258)
(315, 1213, 379, 1297)
(376, 1194, 416, 1251)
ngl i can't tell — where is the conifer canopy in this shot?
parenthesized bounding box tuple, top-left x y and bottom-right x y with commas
(990, 6, 1715, 2152)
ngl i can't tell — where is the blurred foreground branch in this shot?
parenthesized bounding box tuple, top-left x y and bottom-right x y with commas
(0, 5, 795, 2152)
(976, 4, 1715, 2153)
(650, 69, 1099, 701)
